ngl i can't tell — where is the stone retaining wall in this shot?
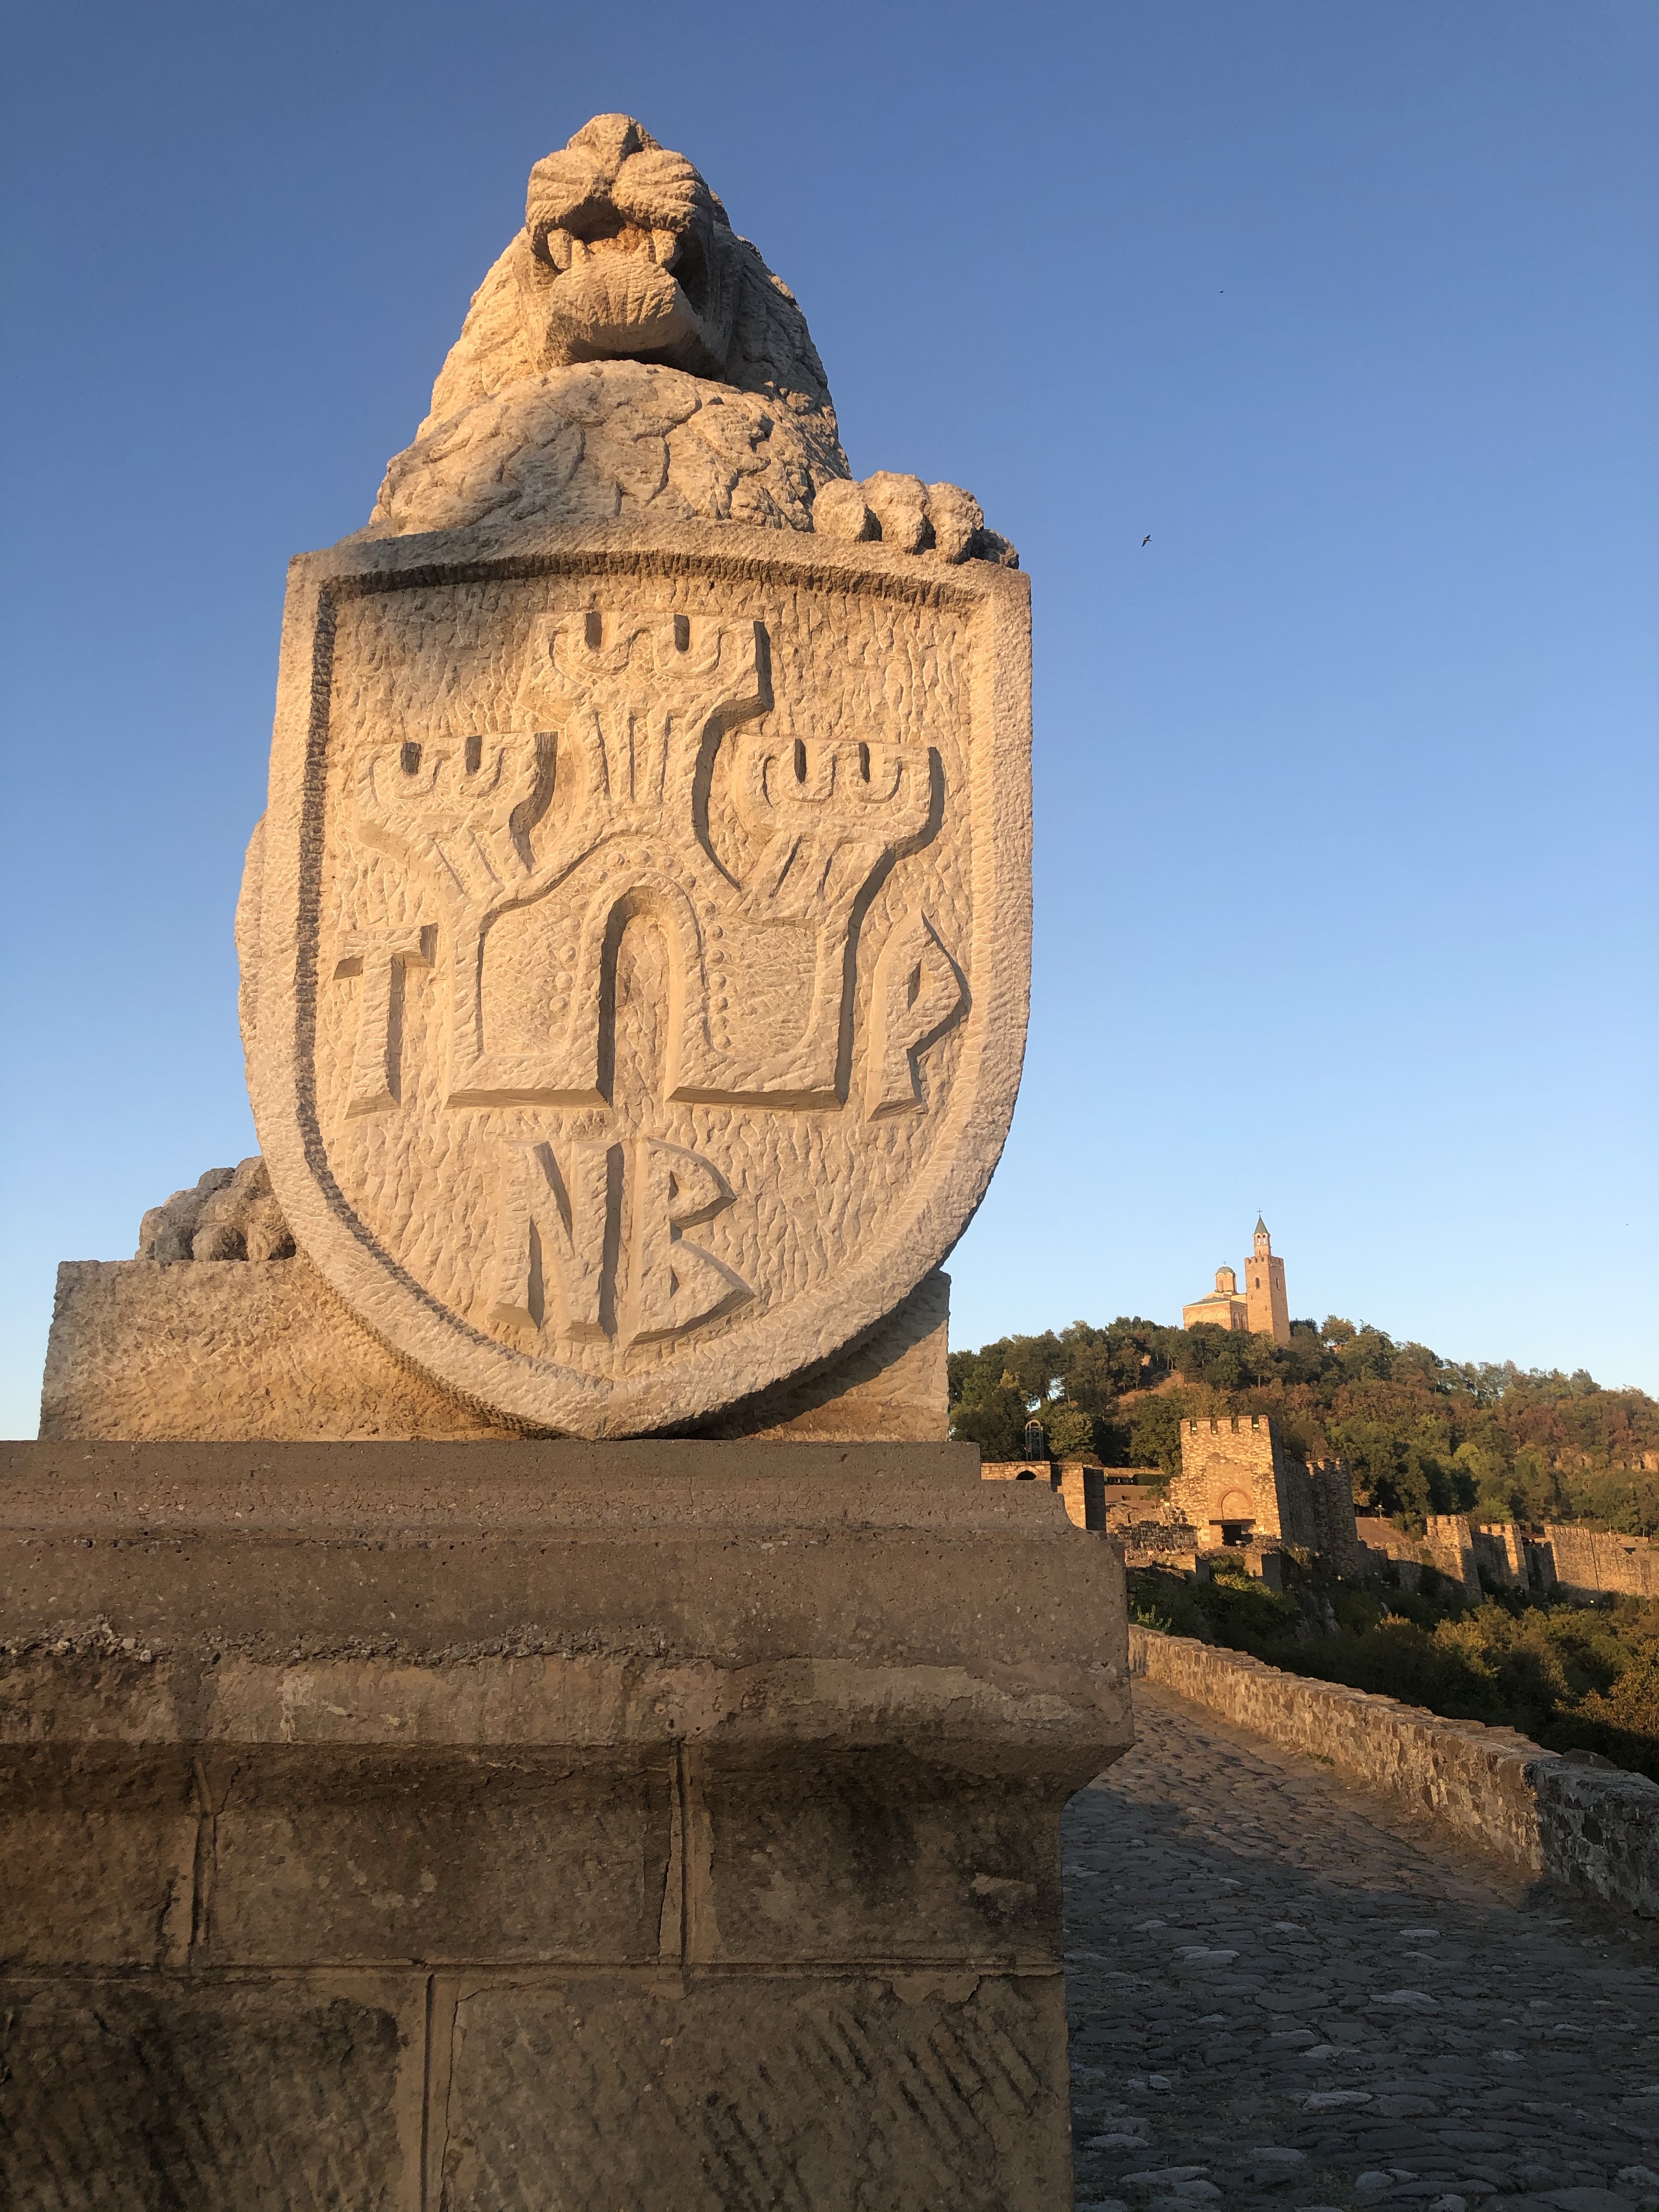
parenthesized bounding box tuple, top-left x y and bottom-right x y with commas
(1129, 1626, 1659, 1919)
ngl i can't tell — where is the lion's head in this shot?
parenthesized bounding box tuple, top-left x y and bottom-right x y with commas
(520, 113, 740, 376)
(420, 114, 834, 440)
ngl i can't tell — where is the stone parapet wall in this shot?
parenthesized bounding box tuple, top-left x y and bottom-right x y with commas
(1129, 1626, 1659, 1919)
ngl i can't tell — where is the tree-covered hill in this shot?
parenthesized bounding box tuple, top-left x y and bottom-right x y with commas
(947, 1316, 1659, 1534)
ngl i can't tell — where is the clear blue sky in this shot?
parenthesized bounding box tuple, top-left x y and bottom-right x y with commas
(2, 0, 1654, 1435)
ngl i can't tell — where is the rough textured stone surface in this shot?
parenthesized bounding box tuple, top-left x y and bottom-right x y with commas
(40, 1255, 522, 1440)
(1546, 1524, 1659, 1602)
(1068, 1683, 1659, 2212)
(0, 1439, 1128, 2210)
(367, 356, 845, 544)
(1131, 1627, 1659, 1917)
(436, 1974, 1065, 2212)
(241, 515, 1030, 1436)
(689, 1262, 950, 1440)
(39, 1255, 949, 1442)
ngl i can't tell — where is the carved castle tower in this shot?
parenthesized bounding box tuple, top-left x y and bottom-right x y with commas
(1246, 1216, 1291, 1346)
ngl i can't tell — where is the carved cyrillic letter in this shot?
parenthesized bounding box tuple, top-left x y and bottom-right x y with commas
(629, 1138, 751, 1342)
(865, 908, 967, 1116)
(492, 1137, 614, 1336)
(335, 924, 436, 1114)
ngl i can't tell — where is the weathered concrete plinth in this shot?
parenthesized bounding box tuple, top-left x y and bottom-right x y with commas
(1, 1440, 1129, 2210)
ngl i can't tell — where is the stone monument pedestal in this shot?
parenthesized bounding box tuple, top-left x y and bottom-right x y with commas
(36, 1261, 953, 1447)
(1, 1440, 1129, 2211)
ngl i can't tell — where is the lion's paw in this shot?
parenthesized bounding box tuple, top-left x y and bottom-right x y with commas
(138, 1157, 295, 1264)
(812, 471, 1017, 567)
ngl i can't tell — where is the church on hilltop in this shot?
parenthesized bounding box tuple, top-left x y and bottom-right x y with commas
(1181, 1217, 1291, 1346)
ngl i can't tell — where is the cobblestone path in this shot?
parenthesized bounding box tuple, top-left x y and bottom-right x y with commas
(1065, 1683, 1659, 2212)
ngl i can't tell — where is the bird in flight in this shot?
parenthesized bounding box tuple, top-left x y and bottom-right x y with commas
(1141, 534, 1152, 547)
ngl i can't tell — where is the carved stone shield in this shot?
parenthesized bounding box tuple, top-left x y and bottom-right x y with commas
(244, 517, 1030, 1435)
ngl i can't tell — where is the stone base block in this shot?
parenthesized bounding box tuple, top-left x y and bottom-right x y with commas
(0, 1439, 1129, 2210)
(37, 1259, 950, 1444)
(0, 1970, 1065, 2211)
(0, 1976, 420, 2210)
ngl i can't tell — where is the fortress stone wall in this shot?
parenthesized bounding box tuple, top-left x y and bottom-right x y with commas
(1170, 1414, 1286, 1537)
(1544, 1523, 1659, 1601)
(1362, 1514, 1659, 1605)
(1356, 1514, 1482, 1599)
(1472, 1519, 1533, 1590)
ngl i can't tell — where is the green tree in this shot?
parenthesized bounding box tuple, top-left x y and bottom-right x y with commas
(1128, 1396, 1187, 1479)
(947, 1360, 1031, 1460)
(1045, 1402, 1097, 1459)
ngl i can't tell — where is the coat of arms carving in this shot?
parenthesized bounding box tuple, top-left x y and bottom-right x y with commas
(245, 523, 1029, 1435)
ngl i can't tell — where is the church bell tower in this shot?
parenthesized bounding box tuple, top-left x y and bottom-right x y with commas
(1245, 1216, 1291, 1346)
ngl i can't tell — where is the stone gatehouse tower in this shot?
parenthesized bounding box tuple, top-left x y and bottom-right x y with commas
(1170, 1412, 1361, 1573)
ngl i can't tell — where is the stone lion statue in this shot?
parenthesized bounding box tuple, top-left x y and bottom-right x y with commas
(364, 112, 1015, 565)
(145, 115, 1013, 1263)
